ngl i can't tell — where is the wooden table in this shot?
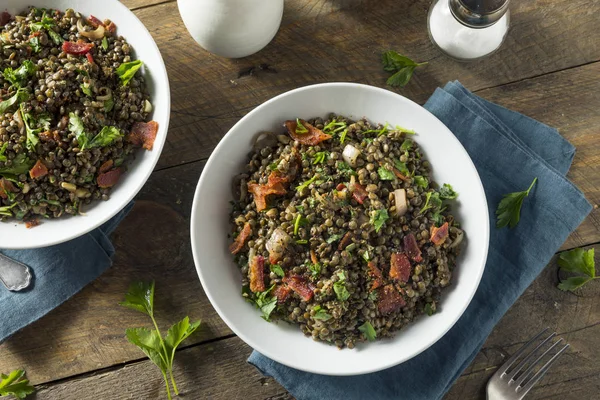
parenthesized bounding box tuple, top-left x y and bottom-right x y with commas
(1, 0, 599, 398)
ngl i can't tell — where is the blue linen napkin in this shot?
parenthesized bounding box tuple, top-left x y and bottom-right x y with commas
(248, 81, 593, 400)
(0, 202, 133, 343)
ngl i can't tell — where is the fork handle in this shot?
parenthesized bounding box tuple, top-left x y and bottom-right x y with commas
(0, 253, 32, 291)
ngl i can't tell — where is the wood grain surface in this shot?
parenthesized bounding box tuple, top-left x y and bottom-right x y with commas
(0, 0, 599, 399)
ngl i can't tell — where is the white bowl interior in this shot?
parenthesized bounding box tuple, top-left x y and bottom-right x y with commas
(0, 0, 170, 249)
(191, 83, 489, 375)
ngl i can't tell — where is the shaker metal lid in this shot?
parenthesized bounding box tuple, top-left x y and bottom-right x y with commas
(449, 0, 510, 28)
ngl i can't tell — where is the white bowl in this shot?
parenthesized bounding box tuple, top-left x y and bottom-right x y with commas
(191, 83, 489, 376)
(0, 0, 170, 249)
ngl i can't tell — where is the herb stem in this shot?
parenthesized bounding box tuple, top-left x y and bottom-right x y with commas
(169, 370, 179, 395)
(162, 371, 172, 400)
(526, 177, 538, 195)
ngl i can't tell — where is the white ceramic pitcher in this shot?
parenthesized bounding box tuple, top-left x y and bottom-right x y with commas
(177, 0, 284, 58)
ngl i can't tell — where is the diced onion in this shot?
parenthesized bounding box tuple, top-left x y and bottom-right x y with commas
(394, 189, 408, 216)
(342, 144, 361, 167)
(96, 87, 112, 101)
(143, 99, 153, 113)
(449, 227, 464, 249)
(266, 228, 290, 259)
(77, 19, 105, 40)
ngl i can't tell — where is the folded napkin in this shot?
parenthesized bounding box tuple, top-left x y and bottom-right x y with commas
(248, 81, 592, 399)
(0, 202, 133, 343)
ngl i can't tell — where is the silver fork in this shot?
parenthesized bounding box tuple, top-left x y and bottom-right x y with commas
(486, 328, 569, 400)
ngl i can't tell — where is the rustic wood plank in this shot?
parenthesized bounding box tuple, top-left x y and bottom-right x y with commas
(445, 243, 600, 400)
(121, 0, 174, 10)
(33, 336, 291, 400)
(129, 0, 600, 171)
(0, 161, 237, 385)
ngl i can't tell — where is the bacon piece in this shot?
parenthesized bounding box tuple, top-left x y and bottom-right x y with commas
(249, 256, 266, 293)
(352, 182, 368, 204)
(368, 261, 384, 290)
(97, 168, 122, 188)
(62, 41, 95, 55)
(106, 21, 117, 34)
(393, 168, 409, 182)
(0, 178, 17, 199)
(86, 52, 94, 64)
(377, 284, 406, 315)
(128, 121, 159, 151)
(338, 231, 352, 251)
(283, 275, 314, 302)
(284, 119, 332, 146)
(310, 250, 319, 265)
(88, 15, 104, 28)
(29, 31, 41, 39)
(29, 160, 48, 179)
(25, 219, 40, 229)
(430, 222, 449, 246)
(229, 222, 252, 255)
(248, 181, 286, 212)
(99, 159, 114, 174)
(403, 233, 422, 262)
(0, 12, 11, 27)
(336, 183, 347, 191)
(389, 253, 412, 283)
(39, 130, 57, 142)
(274, 284, 292, 303)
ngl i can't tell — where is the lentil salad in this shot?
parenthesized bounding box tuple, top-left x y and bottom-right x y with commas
(229, 115, 464, 348)
(0, 7, 158, 225)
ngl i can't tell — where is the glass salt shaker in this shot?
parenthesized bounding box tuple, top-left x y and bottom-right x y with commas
(428, 0, 510, 61)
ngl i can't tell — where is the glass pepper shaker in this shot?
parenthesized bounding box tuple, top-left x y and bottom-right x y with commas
(428, 0, 510, 61)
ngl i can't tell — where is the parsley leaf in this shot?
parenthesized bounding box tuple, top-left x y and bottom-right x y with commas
(116, 60, 143, 86)
(80, 83, 93, 97)
(431, 207, 447, 227)
(339, 128, 349, 143)
(313, 306, 332, 321)
(268, 161, 278, 171)
(0, 203, 18, 217)
(88, 126, 123, 148)
(0, 88, 29, 114)
(101, 36, 109, 51)
(121, 281, 200, 400)
(295, 118, 308, 134)
(0, 143, 7, 162)
(439, 183, 458, 199)
(333, 271, 350, 301)
(394, 159, 409, 175)
(413, 175, 428, 188)
(370, 208, 389, 233)
(358, 321, 376, 341)
(296, 175, 318, 192)
(28, 37, 41, 53)
(0, 369, 35, 399)
(424, 303, 435, 316)
(313, 151, 329, 164)
(381, 51, 427, 88)
(420, 191, 442, 214)
(337, 161, 356, 177)
(253, 285, 278, 321)
(307, 262, 321, 277)
(68, 112, 89, 149)
(368, 291, 378, 301)
(30, 12, 63, 45)
(293, 214, 307, 236)
(496, 177, 538, 229)
(68, 113, 122, 150)
(377, 167, 395, 181)
(104, 96, 115, 113)
(557, 248, 597, 291)
(0, 154, 34, 176)
(395, 125, 416, 135)
(327, 233, 342, 244)
(2, 60, 36, 89)
(400, 139, 413, 152)
(270, 264, 284, 277)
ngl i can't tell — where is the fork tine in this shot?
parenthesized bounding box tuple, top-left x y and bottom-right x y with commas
(498, 328, 549, 376)
(507, 332, 557, 381)
(517, 343, 570, 398)
(513, 337, 563, 386)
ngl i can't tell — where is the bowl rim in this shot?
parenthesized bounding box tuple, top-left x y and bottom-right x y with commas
(0, 0, 171, 249)
(190, 82, 489, 375)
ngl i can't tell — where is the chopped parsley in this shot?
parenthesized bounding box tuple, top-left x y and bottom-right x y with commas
(400, 139, 413, 152)
(413, 175, 428, 188)
(80, 83, 93, 97)
(268, 161, 279, 171)
(116, 60, 143, 86)
(339, 128, 349, 143)
(253, 285, 278, 321)
(394, 159, 409, 175)
(420, 191, 442, 214)
(0, 88, 29, 114)
(2, 60, 36, 89)
(333, 271, 350, 301)
(270, 264, 285, 278)
(337, 161, 356, 177)
(370, 209, 389, 233)
(358, 321, 376, 341)
(312, 151, 329, 164)
(439, 183, 458, 199)
(313, 305, 332, 321)
(326, 233, 343, 244)
(377, 167, 395, 181)
(295, 118, 308, 134)
(307, 262, 321, 277)
(368, 291, 378, 301)
(101, 36, 109, 51)
(293, 214, 308, 236)
(296, 175, 319, 192)
(425, 303, 435, 316)
(323, 119, 347, 134)
(395, 125, 416, 135)
(296, 239, 308, 245)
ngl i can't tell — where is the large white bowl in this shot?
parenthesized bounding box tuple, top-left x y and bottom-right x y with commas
(0, 0, 170, 249)
(191, 83, 489, 376)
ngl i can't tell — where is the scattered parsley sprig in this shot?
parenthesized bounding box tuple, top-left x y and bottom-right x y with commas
(0, 369, 35, 399)
(381, 51, 427, 88)
(120, 281, 200, 400)
(557, 248, 598, 291)
(496, 178, 538, 229)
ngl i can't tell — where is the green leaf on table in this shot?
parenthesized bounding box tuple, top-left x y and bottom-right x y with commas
(557, 276, 593, 292)
(496, 177, 538, 229)
(116, 60, 143, 86)
(358, 321, 376, 341)
(125, 327, 167, 370)
(164, 316, 201, 362)
(386, 66, 417, 88)
(0, 369, 35, 399)
(119, 280, 155, 317)
(381, 51, 426, 88)
(557, 248, 597, 292)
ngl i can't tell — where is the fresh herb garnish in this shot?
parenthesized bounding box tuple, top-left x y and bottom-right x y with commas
(28, 37, 41, 53)
(439, 183, 458, 199)
(400, 139, 413, 152)
(30, 12, 63, 45)
(323, 119, 347, 134)
(101, 36, 109, 51)
(250, 285, 278, 321)
(68, 113, 122, 150)
(394, 159, 409, 175)
(268, 161, 279, 171)
(312, 151, 329, 164)
(2, 61, 36, 89)
(296, 239, 308, 245)
(557, 248, 598, 291)
(295, 204, 305, 213)
(362, 250, 370, 262)
(307, 262, 321, 277)
(358, 321, 376, 341)
(339, 128, 349, 143)
(413, 175, 428, 189)
(312, 305, 332, 321)
(370, 209, 389, 233)
(270, 264, 285, 278)
(0, 369, 35, 399)
(120, 281, 200, 400)
(424, 303, 435, 316)
(293, 214, 308, 236)
(377, 167, 395, 181)
(80, 83, 93, 97)
(420, 191, 442, 214)
(104, 96, 115, 113)
(116, 60, 143, 86)
(0, 203, 18, 217)
(337, 161, 356, 177)
(295, 118, 308, 134)
(0, 154, 34, 176)
(0, 88, 29, 114)
(20, 104, 41, 151)
(368, 291, 378, 301)
(381, 51, 427, 88)
(88, 126, 123, 148)
(431, 208, 447, 227)
(496, 178, 538, 229)
(0, 143, 7, 162)
(395, 125, 416, 135)
(296, 175, 319, 192)
(326, 233, 342, 244)
(333, 271, 350, 301)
